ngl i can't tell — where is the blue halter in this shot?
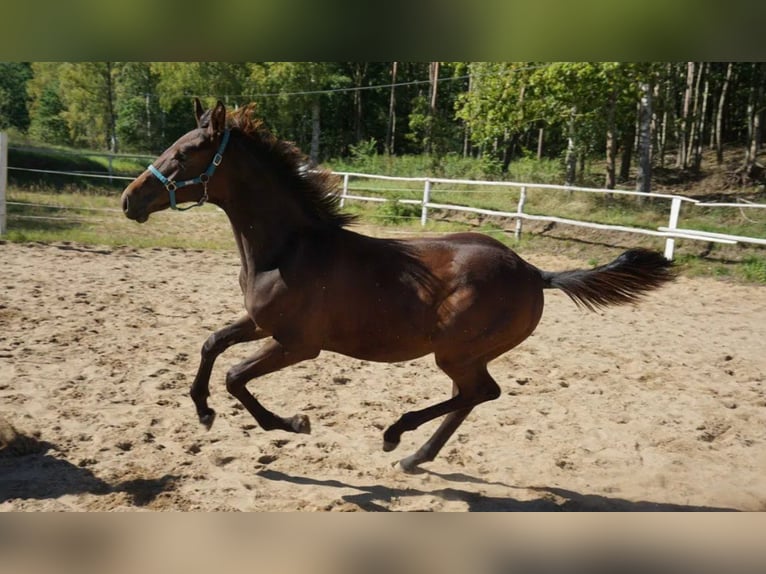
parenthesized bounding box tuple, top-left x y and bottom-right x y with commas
(147, 129, 231, 211)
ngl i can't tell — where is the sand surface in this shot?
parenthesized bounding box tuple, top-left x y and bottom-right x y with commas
(1, 240, 765, 511)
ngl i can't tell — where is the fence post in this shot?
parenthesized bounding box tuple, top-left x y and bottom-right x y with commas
(108, 155, 114, 185)
(340, 173, 349, 208)
(0, 132, 7, 235)
(514, 186, 527, 241)
(421, 178, 431, 226)
(664, 196, 682, 260)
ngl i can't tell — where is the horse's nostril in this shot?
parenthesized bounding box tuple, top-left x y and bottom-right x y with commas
(122, 194, 129, 213)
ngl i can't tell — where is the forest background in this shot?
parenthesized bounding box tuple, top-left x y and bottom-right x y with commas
(1, 62, 764, 190)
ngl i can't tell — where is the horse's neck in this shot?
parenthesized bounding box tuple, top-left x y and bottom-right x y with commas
(222, 191, 308, 274)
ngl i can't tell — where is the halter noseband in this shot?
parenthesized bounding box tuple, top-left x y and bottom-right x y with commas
(147, 129, 231, 211)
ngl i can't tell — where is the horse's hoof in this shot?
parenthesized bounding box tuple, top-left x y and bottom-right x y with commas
(382, 439, 399, 452)
(199, 409, 216, 430)
(290, 414, 311, 434)
(395, 455, 424, 474)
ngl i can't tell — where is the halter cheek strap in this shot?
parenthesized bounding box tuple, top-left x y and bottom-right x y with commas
(147, 129, 231, 211)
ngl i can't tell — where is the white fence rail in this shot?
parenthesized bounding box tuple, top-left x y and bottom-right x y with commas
(1, 133, 764, 261)
(336, 171, 766, 260)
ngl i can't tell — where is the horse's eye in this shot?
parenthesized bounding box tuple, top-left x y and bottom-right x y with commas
(174, 151, 187, 163)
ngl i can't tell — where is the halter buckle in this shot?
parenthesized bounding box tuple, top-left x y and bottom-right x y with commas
(200, 181, 209, 205)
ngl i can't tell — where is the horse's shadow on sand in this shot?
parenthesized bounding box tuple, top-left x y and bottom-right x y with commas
(0, 443, 177, 507)
(256, 468, 737, 512)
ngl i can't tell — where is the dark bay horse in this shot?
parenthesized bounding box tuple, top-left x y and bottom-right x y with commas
(121, 99, 675, 472)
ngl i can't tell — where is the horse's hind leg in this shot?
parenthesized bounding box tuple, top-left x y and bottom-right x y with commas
(190, 315, 267, 429)
(225, 338, 319, 434)
(397, 406, 473, 472)
(383, 364, 500, 471)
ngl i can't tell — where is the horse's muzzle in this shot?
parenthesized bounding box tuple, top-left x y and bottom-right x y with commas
(121, 192, 149, 223)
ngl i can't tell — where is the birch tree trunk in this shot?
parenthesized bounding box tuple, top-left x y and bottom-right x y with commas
(636, 81, 653, 198)
(677, 61, 695, 169)
(693, 63, 710, 173)
(385, 61, 397, 155)
(715, 62, 733, 165)
(426, 61, 440, 154)
(605, 89, 617, 189)
(686, 62, 704, 173)
(105, 62, 118, 153)
(565, 106, 577, 186)
(657, 63, 673, 168)
(744, 63, 764, 176)
(462, 69, 471, 157)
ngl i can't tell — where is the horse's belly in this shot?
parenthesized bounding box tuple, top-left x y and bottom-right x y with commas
(324, 335, 433, 363)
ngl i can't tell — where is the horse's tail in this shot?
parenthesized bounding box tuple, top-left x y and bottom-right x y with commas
(539, 249, 676, 311)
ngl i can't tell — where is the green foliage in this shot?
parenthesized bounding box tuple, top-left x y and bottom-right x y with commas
(347, 137, 379, 172)
(741, 256, 766, 283)
(57, 63, 121, 151)
(0, 62, 32, 131)
(27, 86, 70, 146)
(5, 60, 766, 192)
(376, 196, 422, 224)
(115, 63, 163, 152)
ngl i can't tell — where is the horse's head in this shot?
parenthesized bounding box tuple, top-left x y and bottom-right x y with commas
(121, 98, 229, 222)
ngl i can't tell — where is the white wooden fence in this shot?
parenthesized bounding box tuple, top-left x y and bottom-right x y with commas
(335, 171, 766, 260)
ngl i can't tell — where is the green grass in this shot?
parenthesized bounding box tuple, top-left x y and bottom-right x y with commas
(741, 255, 766, 282)
(5, 189, 235, 250)
(7, 144, 147, 192)
(6, 185, 765, 283)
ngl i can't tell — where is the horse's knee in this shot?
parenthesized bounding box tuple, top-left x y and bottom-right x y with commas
(201, 332, 222, 357)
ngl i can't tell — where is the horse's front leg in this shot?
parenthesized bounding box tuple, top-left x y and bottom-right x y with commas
(225, 338, 319, 434)
(190, 315, 268, 429)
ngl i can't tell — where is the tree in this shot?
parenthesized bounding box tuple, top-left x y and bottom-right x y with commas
(743, 62, 765, 180)
(115, 62, 162, 152)
(600, 63, 645, 189)
(715, 62, 733, 165)
(246, 62, 351, 164)
(636, 79, 653, 195)
(386, 61, 398, 154)
(455, 62, 540, 169)
(0, 62, 32, 132)
(152, 62, 251, 145)
(12, 60, 766, 188)
(27, 62, 70, 145)
(50, 62, 121, 151)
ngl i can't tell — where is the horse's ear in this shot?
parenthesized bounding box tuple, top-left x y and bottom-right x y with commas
(193, 97, 205, 127)
(210, 100, 226, 134)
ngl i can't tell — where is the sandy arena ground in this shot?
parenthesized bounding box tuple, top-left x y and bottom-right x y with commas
(1, 240, 765, 511)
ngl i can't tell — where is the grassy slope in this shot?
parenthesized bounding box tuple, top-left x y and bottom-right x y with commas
(3, 145, 765, 283)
